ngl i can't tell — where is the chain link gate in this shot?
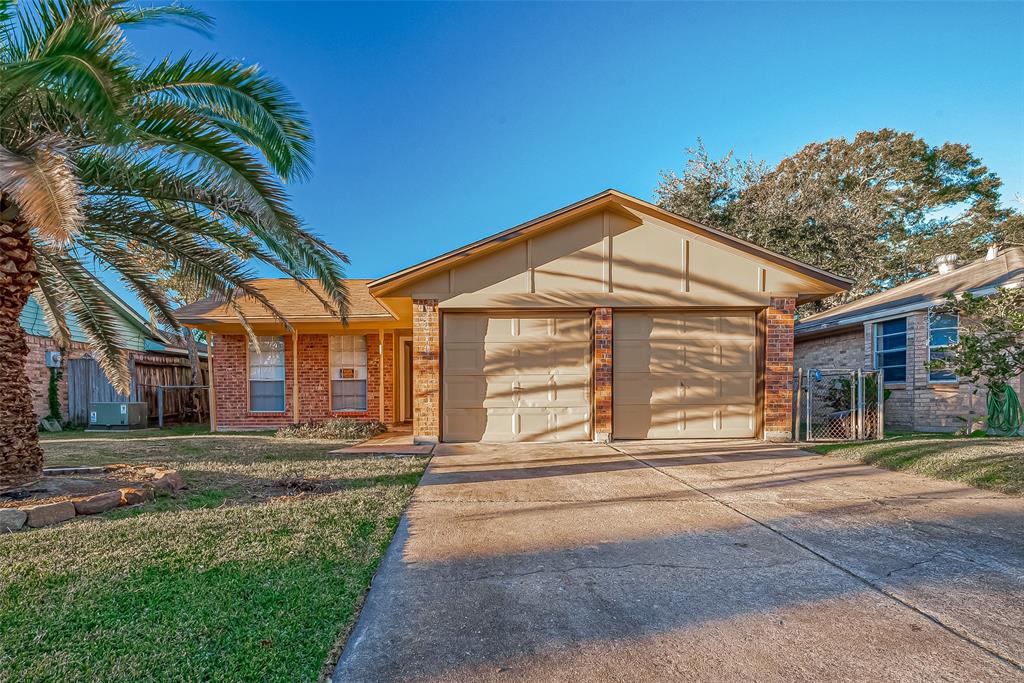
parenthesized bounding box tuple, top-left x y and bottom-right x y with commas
(795, 369, 884, 441)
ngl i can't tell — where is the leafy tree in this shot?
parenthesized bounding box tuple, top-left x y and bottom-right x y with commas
(928, 289, 1024, 435)
(0, 0, 349, 488)
(656, 130, 1024, 307)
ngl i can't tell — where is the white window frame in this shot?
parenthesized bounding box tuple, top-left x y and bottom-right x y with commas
(330, 335, 368, 412)
(249, 336, 286, 413)
(928, 311, 959, 384)
(873, 317, 908, 384)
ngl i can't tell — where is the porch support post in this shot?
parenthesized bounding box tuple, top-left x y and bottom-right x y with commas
(378, 327, 385, 423)
(208, 335, 217, 432)
(291, 329, 299, 424)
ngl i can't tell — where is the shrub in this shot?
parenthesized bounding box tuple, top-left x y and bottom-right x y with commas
(275, 418, 387, 441)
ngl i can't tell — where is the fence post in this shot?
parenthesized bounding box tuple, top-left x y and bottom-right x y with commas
(793, 368, 803, 442)
(876, 369, 885, 439)
(856, 369, 865, 440)
(157, 386, 164, 429)
(806, 371, 814, 442)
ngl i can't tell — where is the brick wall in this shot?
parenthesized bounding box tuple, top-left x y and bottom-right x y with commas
(793, 329, 864, 372)
(212, 332, 394, 431)
(24, 334, 91, 421)
(412, 300, 440, 443)
(796, 310, 1024, 433)
(593, 307, 612, 441)
(764, 296, 796, 440)
(382, 333, 394, 424)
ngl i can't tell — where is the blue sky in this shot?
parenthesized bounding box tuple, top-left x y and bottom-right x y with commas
(123, 1, 1023, 287)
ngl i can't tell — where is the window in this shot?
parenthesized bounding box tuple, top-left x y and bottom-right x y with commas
(874, 318, 907, 383)
(929, 312, 959, 383)
(330, 335, 368, 411)
(249, 336, 285, 412)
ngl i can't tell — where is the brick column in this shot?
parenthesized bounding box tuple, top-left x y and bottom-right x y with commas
(382, 332, 394, 426)
(764, 296, 796, 441)
(593, 307, 613, 442)
(412, 299, 440, 444)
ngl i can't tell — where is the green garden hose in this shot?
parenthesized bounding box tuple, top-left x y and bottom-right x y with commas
(988, 384, 1024, 436)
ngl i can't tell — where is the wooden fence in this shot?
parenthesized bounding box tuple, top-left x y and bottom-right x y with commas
(67, 353, 209, 425)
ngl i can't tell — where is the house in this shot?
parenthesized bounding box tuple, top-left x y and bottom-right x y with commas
(178, 189, 850, 443)
(795, 246, 1024, 432)
(21, 275, 205, 425)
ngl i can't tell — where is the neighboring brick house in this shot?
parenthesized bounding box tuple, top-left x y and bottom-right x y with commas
(795, 247, 1024, 433)
(179, 189, 850, 442)
(20, 278, 200, 424)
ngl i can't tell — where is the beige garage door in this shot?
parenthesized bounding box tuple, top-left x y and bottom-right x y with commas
(443, 312, 591, 442)
(614, 311, 757, 439)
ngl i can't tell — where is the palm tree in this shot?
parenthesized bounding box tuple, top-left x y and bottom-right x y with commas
(0, 0, 348, 489)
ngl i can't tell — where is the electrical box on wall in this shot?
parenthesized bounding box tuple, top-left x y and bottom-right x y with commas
(45, 351, 62, 368)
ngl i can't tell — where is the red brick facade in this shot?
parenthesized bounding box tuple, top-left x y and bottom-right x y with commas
(764, 296, 797, 440)
(212, 332, 394, 430)
(593, 307, 613, 441)
(206, 300, 802, 441)
(412, 299, 440, 443)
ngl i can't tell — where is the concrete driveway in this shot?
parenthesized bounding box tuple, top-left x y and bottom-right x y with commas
(333, 440, 1024, 682)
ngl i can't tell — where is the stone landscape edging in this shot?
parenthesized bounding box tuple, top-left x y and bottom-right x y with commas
(0, 467, 183, 532)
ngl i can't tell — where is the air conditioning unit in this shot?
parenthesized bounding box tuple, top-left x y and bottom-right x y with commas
(88, 402, 149, 430)
(45, 351, 62, 368)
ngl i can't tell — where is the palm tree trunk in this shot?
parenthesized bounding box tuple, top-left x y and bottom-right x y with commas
(0, 214, 44, 490)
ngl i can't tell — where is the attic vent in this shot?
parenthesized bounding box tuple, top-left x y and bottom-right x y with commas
(933, 253, 960, 274)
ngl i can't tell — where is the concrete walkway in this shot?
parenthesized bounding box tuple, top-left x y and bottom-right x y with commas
(333, 440, 1024, 682)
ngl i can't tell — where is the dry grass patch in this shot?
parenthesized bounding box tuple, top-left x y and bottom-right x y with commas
(0, 433, 428, 681)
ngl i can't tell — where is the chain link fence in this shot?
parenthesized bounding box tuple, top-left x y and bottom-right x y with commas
(795, 369, 884, 442)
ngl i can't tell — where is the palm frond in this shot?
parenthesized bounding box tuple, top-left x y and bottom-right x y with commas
(137, 54, 312, 179)
(0, 143, 83, 243)
(106, 2, 213, 35)
(3, 0, 351, 374)
(76, 236, 181, 328)
(2, 0, 134, 132)
(35, 245, 130, 392)
(31, 280, 71, 347)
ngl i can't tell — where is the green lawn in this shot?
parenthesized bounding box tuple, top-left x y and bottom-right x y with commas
(808, 434, 1024, 495)
(1, 433, 428, 682)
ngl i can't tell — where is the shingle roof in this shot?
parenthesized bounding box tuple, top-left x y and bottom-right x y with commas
(176, 279, 392, 324)
(796, 247, 1024, 337)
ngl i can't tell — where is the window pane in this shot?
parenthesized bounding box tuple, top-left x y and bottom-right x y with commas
(929, 350, 957, 382)
(249, 336, 285, 381)
(879, 350, 907, 369)
(331, 379, 367, 411)
(929, 313, 958, 347)
(875, 319, 907, 383)
(882, 365, 906, 383)
(250, 380, 285, 412)
(881, 318, 907, 334)
(330, 336, 368, 409)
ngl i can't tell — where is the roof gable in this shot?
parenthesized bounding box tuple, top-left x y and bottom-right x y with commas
(371, 190, 850, 307)
(370, 189, 851, 297)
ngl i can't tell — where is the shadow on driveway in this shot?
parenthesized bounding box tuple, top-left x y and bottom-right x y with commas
(333, 440, 1024, 682)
